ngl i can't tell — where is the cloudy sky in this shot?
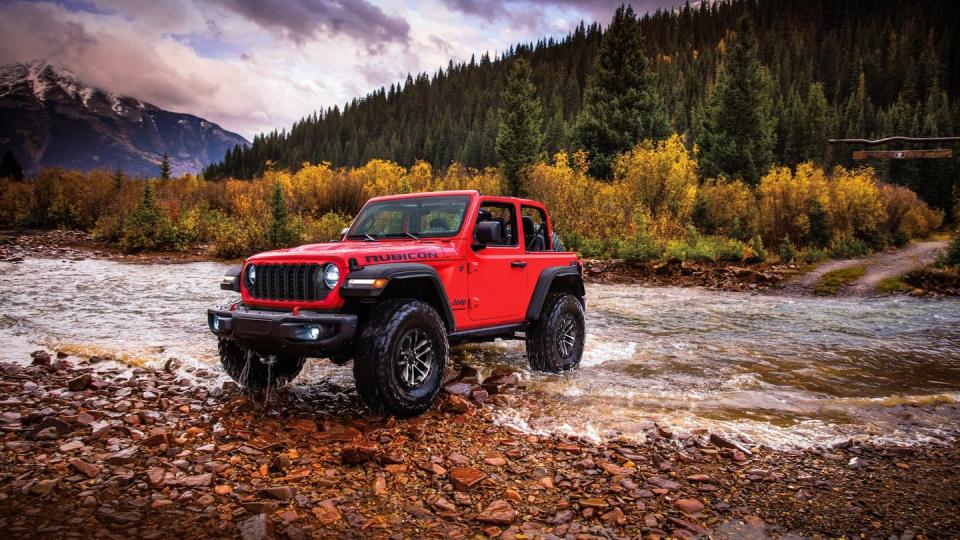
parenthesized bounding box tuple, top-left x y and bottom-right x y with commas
(0, 0, 680, 140)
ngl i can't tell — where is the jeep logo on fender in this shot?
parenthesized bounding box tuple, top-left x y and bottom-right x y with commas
(365, 252, 440, 263)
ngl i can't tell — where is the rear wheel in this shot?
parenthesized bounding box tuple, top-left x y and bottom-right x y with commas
(353, 299, 448, 417)
(526, 293, 585, 373)
(218, 339, 305, 389)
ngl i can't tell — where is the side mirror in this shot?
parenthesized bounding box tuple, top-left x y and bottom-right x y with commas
(474, 221, 501, 250)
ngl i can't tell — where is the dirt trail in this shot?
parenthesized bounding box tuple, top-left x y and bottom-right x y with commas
(780, 240, 947, 296)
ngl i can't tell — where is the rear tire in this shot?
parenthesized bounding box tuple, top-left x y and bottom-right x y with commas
(526, 293, 585, 373)
(218, 339, 305, 389)
(353, 299, 448, 417)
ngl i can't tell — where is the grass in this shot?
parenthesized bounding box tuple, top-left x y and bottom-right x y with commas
(876, 275, 912, 295)
(814, 265, 866, 296)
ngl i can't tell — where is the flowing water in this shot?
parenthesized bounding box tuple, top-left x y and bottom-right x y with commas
(2, 257, 959, 449)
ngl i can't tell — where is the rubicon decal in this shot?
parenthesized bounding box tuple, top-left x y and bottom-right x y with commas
(365, 252, 441, 263)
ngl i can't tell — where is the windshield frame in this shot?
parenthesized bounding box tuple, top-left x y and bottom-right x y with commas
(346, 195, 471, 240)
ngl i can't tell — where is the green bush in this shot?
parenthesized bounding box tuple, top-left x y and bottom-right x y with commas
(663, 234, 745, 263)
(937, 234, 960, 268)
(746, 234, 766, 263)
(778, 235, 797, 263)
(119, 182, 175, 252)
(829, 236, 871, 259)
(799, 247, 829, 264)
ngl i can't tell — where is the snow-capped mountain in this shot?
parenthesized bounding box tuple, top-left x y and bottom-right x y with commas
(0, 60, 249, 177)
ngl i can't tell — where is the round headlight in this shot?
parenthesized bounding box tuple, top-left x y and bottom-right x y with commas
(322, 263, 340, 289)
(247, 265, 256, 285)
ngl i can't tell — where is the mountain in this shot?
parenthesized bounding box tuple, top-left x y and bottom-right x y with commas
(205, 0, 959, 210)
(0, 60, 249, 177)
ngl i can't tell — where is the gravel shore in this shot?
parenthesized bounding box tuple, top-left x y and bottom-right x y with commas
(1, 351, 957, 539)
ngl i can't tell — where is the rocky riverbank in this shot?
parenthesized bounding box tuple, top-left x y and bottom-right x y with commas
(1, 351, 957, 539)
(0, 230, 215, 264)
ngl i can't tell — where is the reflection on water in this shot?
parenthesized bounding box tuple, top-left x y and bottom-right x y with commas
(1, 258, 958, 448)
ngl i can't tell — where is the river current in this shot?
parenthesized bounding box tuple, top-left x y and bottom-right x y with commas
(1, 257, 958, 449)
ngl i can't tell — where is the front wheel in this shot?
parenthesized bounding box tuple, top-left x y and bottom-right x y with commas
(353, 299, 448, 417)
(526, 293, 585, 373)
(218, 339, 305, 390)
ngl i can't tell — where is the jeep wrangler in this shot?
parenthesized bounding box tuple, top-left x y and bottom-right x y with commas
(208, 190, 585, 416)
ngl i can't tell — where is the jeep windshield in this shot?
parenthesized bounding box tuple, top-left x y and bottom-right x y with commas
(347, 195, 470, 240)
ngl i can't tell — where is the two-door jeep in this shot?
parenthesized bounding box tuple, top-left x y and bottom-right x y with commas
(208, 190, 585, 416)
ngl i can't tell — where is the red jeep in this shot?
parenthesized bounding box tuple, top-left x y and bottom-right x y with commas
(208, 190, 585, 416)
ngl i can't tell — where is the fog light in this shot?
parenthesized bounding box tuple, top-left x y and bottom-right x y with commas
(307, 325, 320, 340)
(211, 316, 221, 332)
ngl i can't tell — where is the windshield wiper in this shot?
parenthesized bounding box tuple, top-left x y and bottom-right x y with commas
(402, 232, 420, 240)
(359, 233, 377, 242)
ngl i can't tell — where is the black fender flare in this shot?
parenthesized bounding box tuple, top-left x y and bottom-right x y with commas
(340, 263, 456, 331)
(526, 266, 585, 320)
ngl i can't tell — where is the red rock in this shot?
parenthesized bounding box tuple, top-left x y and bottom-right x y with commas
(69, 459, 100, 478)
(579, 498, 609, 509)
(243, 501, 280, 514)
(484, 456, 507, 467)
(180, 473, 213, 487)
(429, 495, 457, 513)
(342, 439, 378, 464)
(67, 374, 92, 391)
(373, 475, 387, 497)
(215, 484, 232, 495)
(450, 467, 486, 491)
(141, 430, 169, 447)
(598, 461, 633, 476)
(686, 474, 710, 482)
(287, 418, 317, 432)
(648, 476, 681, 490)
(675, 498, 705, 514)
(470, 388, 490, 404)
(238, 513, 276, 540)
(147, 466, 165, 486)
(443, 382, 472, 395)
(555, 443, 580, 453)
(312, 500, 341, 525)
(475, 499, 517, 525)
(446, 395, 473, 414)
(602, 507, 627, 525)
(257, 486, 297, 501)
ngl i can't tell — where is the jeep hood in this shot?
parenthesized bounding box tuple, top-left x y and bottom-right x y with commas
(246, 240, 461, 265)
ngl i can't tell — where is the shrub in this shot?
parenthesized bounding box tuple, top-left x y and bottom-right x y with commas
(695, 178, 756, 240)
(757, 162, 828, 246)
(746, 234, 766, 263)
(302, 212, 351, 244)
(829, 235, 871, 259)
(778, 235, 797, 263)
(614, 208, 661, 261)
(877, 183, 943, 241)
(799, 247, 828, 264)
(612, 134, 698, 239)
(825, 166, 884, 241)
(120, 181, 175, 252)
(938, 234, 960, 268)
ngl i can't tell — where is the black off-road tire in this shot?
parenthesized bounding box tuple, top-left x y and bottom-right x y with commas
(526, 293, 585, 373)
(218, 339, 305, 390)
(353, 299, 448, 417)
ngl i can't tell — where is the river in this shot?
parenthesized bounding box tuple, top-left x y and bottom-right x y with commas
(2, 257, 958, 449)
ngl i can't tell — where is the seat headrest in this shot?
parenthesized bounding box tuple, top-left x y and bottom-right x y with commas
(522, 216, 536, 234)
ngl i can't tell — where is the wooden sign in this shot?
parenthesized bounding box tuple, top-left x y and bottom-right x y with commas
(852, 149, 952, 160)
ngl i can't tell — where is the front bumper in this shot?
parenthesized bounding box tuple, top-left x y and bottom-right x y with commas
(207, 304, 357, 356)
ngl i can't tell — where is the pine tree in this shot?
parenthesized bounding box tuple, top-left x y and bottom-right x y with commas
(159, 153, 171, 180)
(801, 83, 830, 165)
(112, 168, 125, 190)
(574, 4, 668, 179)
(0, 150, 24, 180)
(495, 58, 543, 196)
(699, 18, 775, 185)
(267, 180, 295, 248)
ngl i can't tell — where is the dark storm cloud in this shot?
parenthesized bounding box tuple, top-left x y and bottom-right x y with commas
(210, 0, 410, 47)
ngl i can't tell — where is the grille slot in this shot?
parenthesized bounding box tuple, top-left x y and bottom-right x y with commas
(248, 263, 326, 301)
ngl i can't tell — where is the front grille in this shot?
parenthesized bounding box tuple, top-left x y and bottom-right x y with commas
(247, 263, 328, 301)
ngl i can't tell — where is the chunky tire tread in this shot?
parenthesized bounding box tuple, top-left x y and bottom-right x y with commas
(218, 339, 305, 389)
(526, 293, 585, 373)
(353, 299, 448, 417)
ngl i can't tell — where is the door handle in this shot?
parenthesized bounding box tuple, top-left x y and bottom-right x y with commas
(511, 261, 527, 268)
